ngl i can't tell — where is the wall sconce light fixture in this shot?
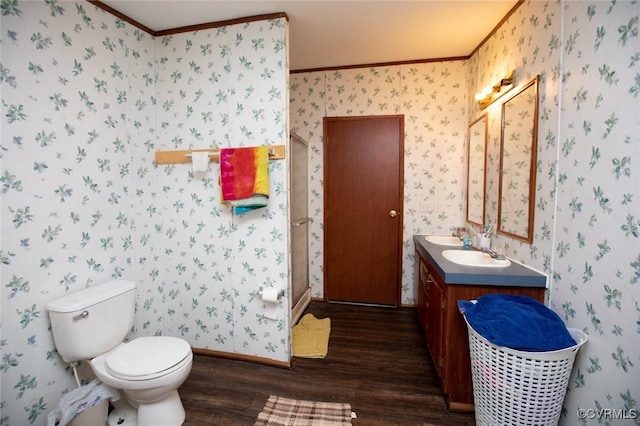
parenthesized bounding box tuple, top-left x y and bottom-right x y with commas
(475, 70, 515, 109)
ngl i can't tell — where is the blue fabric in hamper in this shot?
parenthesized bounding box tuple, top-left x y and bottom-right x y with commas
(458, 294, 577, 352)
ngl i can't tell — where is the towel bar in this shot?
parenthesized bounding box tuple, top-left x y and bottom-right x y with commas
(154, 144, 285, 165)
(185, 148, 276, 158)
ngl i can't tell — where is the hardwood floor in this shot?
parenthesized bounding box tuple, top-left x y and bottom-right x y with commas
(179, 301, 476, 425)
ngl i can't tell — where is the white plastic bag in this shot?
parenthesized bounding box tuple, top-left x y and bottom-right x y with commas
(48, 379, 120, 426)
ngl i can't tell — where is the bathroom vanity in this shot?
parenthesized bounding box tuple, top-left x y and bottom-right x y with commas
(413, 235, 547, 412)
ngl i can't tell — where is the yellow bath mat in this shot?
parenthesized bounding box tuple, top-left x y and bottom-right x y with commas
(292, 313, 331, 359)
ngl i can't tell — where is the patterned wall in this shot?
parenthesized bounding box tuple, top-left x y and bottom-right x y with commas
(554, 2, 638, 423)
(2, 3, 147, 424)
(291, 1, 639, 424)
(1, 2, 289, 425)
(152, 21, 290, 358)
(477, 2, 639, 423)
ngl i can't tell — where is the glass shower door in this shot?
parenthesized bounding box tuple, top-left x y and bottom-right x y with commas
(291, 134, 310, 312)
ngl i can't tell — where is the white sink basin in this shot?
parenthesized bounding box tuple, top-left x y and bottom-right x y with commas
(442, 249, 511, 268)
(425, 235, 463, 246)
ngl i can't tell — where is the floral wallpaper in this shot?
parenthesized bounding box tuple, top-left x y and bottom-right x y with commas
(477, 1, 639, 423)
(152, 20, 290, 358)
(1, 2, 289, 425)
(554, 2, 638, 423)
(291, 0, 639, 424)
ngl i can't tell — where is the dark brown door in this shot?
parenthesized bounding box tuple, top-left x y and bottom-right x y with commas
(324, 115, 404, 306)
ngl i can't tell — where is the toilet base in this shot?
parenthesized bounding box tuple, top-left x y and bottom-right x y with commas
(136, 390, 186, 426)
(107, 391, 185, 426)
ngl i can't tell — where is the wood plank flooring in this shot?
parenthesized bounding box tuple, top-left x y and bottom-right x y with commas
(179, 301, 476, 425)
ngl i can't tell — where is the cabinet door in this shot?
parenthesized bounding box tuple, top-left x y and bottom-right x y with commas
(425, 272, 445, 377)
(416, 255, 428, 331)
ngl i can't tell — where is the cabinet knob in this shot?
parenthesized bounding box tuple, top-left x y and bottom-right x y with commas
(389, 210, 398, 218)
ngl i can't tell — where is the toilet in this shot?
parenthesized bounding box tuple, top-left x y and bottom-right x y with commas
(47, 280, 193, 426)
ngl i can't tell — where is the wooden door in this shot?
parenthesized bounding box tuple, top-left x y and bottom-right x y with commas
(324, 115, 403, 306)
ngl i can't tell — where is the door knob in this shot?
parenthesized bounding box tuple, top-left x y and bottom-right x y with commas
(389, 210, 398, 218)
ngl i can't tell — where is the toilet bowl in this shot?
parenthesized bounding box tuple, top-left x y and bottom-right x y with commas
(91, 336, 193, 426)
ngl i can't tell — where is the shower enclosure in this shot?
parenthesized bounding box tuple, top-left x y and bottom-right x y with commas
(290, 134, 311, 325)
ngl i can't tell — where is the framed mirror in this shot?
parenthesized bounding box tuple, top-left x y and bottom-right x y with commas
(466, 114, 487, 227)
(497, 75, 539, 243)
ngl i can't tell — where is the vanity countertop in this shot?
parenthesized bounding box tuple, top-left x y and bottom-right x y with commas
(414, 235, 547, 288)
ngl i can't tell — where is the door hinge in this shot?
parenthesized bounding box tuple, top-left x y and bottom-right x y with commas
(439, 358, 444, 368)
(441, 301, 446, 310)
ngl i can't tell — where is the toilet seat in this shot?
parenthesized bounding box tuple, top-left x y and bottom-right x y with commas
(106, 336, 191, 381)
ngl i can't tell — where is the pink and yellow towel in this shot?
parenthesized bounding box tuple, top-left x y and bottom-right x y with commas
(219, 146, 269, 215)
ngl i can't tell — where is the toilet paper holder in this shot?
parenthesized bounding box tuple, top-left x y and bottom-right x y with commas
(258, 287, 284, 300)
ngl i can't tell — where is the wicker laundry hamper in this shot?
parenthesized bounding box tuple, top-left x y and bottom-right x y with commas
(464, 316, 587, 426)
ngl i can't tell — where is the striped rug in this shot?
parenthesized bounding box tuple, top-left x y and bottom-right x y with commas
(255, 395, 352, 425)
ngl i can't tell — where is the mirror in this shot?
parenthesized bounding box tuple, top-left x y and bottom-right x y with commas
(497, 75, 539, 243)
(466, 114, 487, 227)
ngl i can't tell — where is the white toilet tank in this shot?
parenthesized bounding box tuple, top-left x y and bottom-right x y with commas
(47, 280, 136, 363)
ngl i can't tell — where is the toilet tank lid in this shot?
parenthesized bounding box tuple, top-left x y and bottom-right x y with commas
(47, 280, 136, 313)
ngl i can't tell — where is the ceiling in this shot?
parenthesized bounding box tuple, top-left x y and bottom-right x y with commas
(99, 0, 519, 71)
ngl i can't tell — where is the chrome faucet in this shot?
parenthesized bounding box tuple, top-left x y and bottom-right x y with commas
(481, 246, 506, 260)
(452, 227, 466, 240)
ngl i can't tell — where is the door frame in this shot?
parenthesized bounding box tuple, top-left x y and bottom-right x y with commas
(322, 115, 404, 306)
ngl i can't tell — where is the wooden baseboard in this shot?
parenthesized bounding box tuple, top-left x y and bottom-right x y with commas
(192, 347, 292, 369)
(311, 295, 417, 309)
